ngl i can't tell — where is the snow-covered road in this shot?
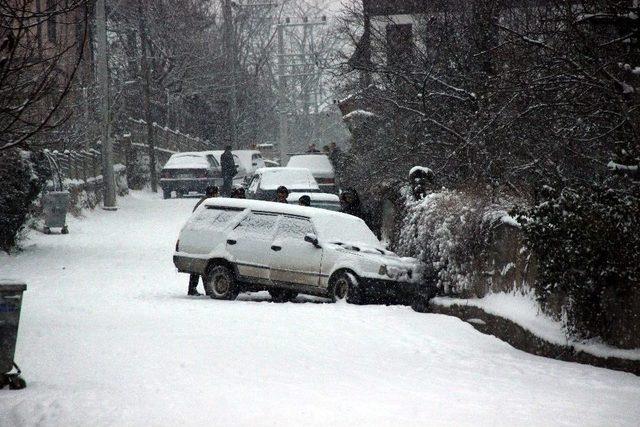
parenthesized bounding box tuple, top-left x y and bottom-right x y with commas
(1, 191, 640, 426)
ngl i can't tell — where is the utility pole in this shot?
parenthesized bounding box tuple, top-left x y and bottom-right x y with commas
(96, 0, 117, 210)
(223, 0, 237, 148)
(138, 0, 157, 193)
(275, 17, 327, 162)
(276, 22, 288, 164)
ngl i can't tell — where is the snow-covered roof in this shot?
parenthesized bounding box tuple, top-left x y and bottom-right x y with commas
(286, 154, 334, 175)
(203, 197, 380, 247)
(164, 153, 210, 169)
(287, 192, 340, 202)
(255, 167, 320, 190)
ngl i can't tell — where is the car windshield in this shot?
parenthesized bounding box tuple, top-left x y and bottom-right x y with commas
(286, 155, 333, 174)
(258, 168, 319, 190)
(313, 214, 381, 248)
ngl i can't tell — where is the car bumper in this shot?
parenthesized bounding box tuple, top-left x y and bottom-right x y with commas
(360, 278, 436, 304)
(160, 178, 222, 193)
(173, 254, 208, 275)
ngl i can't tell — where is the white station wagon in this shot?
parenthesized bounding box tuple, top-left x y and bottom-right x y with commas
(173, 198, 423, 304)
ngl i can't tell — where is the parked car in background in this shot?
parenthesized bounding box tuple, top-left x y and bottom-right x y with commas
(206, 151, 248, 185)
(173, 198, 425, 304)
(286, 154, 336, 193)
(234, 150, 266, 175)
(263, 159, 280, 168)
(287, 192, 340, 211)
(245, 167, 320, 201)
(160, 152, 221, 199)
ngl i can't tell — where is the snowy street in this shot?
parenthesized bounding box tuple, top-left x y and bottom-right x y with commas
(1, 191, 640, 426)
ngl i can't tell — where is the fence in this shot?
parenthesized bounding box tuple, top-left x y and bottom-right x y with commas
(126, 118, 212, 156)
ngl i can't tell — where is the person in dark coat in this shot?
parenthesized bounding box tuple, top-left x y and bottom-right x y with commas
(298, 195, 311, 206)
(220, 145, 236, 197)
(232, 187, 246, 199)
(340, 188, 363, 219)
(276, 186, 289, 203)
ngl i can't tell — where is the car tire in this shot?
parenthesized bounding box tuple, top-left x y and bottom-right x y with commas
(162, 189, 171, 199)
(331, 272, 365, 304)
(268, 289, 297, 303)
(204, 265, 239, 300)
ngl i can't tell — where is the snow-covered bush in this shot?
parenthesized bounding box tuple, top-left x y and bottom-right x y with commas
(513, 184, 640, 348)
(0, 149, 50, 252)
(397, 189, 509, 295)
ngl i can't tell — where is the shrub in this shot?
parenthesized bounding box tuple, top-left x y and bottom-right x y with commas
(513, 183, 640, 347)
(0, 149, 50, 252)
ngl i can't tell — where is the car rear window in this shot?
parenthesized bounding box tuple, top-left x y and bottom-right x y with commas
(185, 207, 243, 231)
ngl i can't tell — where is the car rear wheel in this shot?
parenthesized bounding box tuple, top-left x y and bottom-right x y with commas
(205, 265, 239, 300)
(268, 288, 297, 302)
(162, 189, 171, 199)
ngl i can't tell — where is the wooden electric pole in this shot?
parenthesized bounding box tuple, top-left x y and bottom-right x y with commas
(96, 0, 117, 210)
(223, 0, 237, 148)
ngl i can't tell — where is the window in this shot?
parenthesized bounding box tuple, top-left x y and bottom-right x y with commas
(277, 216, 314, 240)
(248, 175, 260, 193)
(234, 212, 278, 237)
(186, 207, 242, 231)
(206, 155, 219, 168)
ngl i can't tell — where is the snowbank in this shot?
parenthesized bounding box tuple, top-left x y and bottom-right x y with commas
(433, 292, 640, 361)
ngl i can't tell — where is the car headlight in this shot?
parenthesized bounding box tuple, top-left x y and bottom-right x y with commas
(379, 265, 388, 276)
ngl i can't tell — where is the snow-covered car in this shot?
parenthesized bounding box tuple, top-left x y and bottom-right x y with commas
(245, 167, 321, 201)
(160, 152, 222, 199)
(286, 154, 336, 193)
(233, 150, 266, 175)
(287, 192, 340, 211)
(173, 198, 424, 304)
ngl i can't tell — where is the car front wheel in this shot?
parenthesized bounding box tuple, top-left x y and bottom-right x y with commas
(205, 265, 239, 300)
(330, 272, 365, 304)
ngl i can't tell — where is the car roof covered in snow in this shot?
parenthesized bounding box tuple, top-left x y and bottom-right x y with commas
(287, 192, 340, 202)
(254, 167, 320, 190)
(203, 197, 381, 247)
(286, 154, 333, 174)
(163, 152, 211, 169)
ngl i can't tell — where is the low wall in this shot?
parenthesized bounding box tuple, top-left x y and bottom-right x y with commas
(430, 302, 640, 376)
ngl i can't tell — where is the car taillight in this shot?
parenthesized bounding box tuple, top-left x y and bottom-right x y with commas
(317, 178, 335, 184)
(161, 170, 171, 179)
(175, 240, 180, 251)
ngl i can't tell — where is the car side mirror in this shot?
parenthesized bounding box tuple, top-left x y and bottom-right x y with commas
(304, 233, 320, 247)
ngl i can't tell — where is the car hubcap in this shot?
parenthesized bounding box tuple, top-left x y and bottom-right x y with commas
(212, 273, 229, 295)
(335, 278, 348, 300)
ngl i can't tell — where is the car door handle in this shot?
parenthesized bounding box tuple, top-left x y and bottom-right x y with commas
(227, 239, 237, 245)
(271, 245, 282, 251)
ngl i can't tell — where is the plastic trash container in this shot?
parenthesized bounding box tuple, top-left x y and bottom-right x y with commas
(0, 281, 27, 389)
(43, 190, 70, 234)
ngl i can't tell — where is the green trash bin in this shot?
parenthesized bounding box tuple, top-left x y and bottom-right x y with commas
(0, 281, 27, 389)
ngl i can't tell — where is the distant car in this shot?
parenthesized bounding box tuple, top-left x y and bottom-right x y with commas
(173, 198, 424, 304)
(286, 154, 336, 193)
(287, 192, 341, 211)
(245, 167, 321, 201)
(233, 150, 266, 175)
(206, 151, 249, 185)
(160, 152, 222, 199)
(263, 159, 280, 168)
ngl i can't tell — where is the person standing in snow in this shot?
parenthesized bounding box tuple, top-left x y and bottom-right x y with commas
(298, 195, 311, 206)
(276, 186, 289, 203)
(340, 189, 363, 219)
(220, 145, 236, 197)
